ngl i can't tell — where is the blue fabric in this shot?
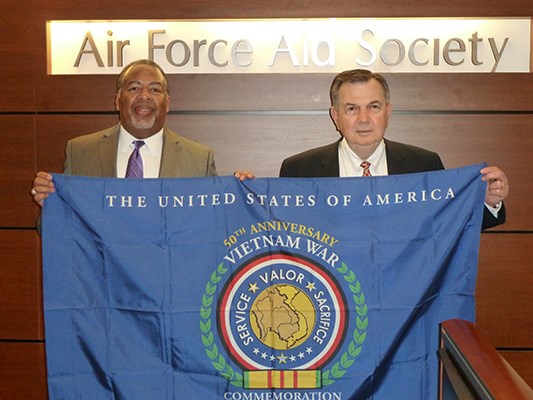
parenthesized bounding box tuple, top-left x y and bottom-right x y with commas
(42, 164, 486, 400)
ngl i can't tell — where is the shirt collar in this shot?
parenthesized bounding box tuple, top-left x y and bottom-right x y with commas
(118, 125, 164, 155)
(339, 138, 386, 163)
(338, 138, 388, 177)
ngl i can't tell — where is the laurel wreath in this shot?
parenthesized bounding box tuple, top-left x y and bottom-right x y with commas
(199, 260, 368, 388)
(321, 261, 368, 386)
(200, 263, 244, 387)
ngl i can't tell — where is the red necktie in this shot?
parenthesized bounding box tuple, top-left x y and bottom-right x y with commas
(360, 161, 372, 176)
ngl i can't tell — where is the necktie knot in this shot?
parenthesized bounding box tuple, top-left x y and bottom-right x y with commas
(360, 161, 372, 176)
(125, 140, 145, 178)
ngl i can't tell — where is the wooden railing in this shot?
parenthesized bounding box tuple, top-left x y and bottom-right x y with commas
(439, 319, 533, 400)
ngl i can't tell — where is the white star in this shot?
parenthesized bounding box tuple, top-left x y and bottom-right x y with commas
(248, 282, 259, 294)
(277, 353, 288, 364)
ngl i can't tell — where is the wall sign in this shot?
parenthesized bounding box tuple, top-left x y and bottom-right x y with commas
(47, 18, 531, 74)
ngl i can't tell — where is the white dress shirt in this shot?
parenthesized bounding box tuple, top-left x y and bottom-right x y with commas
(117, 127, 163, 178)
(338, 138, 388, 177)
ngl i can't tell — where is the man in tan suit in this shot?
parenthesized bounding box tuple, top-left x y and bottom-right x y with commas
(61, 125, 216, 179)
(32, 59, 250, 206)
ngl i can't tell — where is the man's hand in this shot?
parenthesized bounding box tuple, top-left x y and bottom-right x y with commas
(233, 170, 256, 181)
(481, 166, 509, 207)
(31, 171, 55, 207)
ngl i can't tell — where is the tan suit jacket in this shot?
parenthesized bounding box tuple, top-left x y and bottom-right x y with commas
(36, 125, 216, 234)
(64, 124, 217, 177)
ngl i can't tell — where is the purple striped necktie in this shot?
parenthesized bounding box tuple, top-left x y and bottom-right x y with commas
(125, 140, 145, 178)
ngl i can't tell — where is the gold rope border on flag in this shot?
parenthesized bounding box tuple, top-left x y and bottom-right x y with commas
(199, 260, 368, 388)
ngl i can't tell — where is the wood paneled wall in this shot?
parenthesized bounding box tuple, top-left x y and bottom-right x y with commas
(1, 1, 531, 398)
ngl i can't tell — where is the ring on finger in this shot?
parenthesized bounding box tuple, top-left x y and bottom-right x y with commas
(31, 188, 37, 196)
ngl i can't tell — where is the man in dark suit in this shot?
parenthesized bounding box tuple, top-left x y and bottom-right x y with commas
(32, 59, 252, 207)
(280, 69, 508, 230)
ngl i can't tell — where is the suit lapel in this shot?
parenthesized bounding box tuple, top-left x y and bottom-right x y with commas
(384, 139, 407, 175)
(159, 128, 181, 178)
(319, 141, 341, 177)
(98, 125, 119, 177)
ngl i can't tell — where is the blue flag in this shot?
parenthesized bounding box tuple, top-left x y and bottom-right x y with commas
(42, 165, 486, 400)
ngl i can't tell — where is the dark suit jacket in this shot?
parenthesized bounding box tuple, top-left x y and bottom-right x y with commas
(280, 138, 505, 230)
(64, 124, 217, 178)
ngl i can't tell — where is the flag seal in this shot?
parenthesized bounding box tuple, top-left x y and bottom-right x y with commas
(200, 251, 368, 388)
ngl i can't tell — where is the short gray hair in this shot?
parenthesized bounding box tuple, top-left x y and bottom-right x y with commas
(330, 69, 390, 107)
